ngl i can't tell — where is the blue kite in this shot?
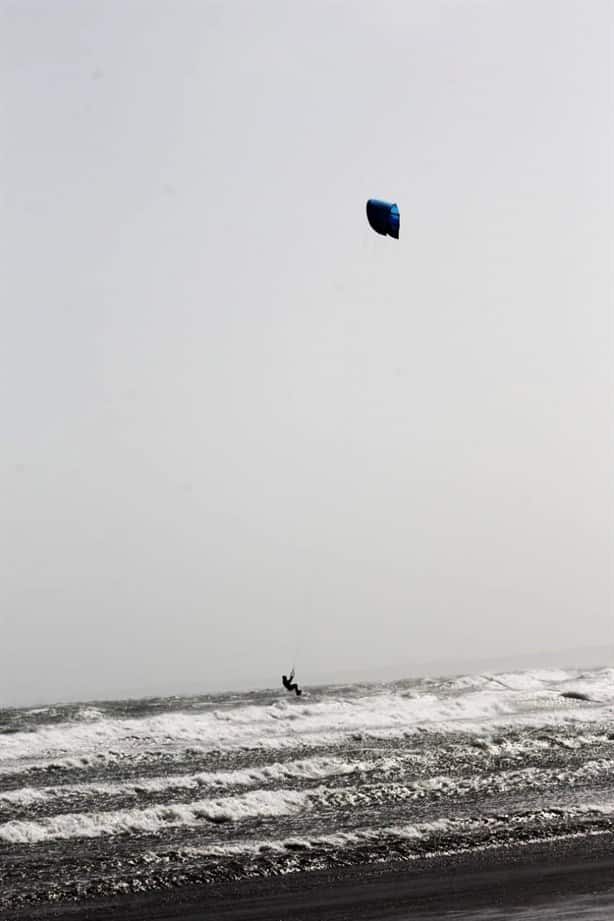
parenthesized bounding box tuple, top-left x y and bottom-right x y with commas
(366, 199, 400, 239)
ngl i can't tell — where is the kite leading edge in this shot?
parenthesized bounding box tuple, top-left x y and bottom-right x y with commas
(366, 199, 400, 239)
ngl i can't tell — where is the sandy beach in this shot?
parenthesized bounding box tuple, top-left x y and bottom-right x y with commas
(9, 835, 614, 921)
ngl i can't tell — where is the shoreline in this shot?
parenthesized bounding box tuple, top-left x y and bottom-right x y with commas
(10, 833, 614, 921)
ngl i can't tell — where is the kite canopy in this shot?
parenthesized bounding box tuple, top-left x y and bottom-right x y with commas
(366, 199, 400, 239)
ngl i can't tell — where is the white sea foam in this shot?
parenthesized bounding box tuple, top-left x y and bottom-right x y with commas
(0, 787, 313, 844)
(0, 787, 48, 806)
(0, 755, 364, 808)
(4, 756, 614, 844)
(1, 668, 612, 775)
(144, 799, 614, 862)
(74, 707, 107, 722)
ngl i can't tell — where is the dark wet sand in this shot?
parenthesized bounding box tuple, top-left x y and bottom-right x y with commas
(11, 835, 614, 921)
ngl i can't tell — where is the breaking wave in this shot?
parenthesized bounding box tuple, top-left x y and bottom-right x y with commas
(2, 665, 613, 912)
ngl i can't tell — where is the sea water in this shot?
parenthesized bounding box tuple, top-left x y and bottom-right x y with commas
(1, 666, 614, 911)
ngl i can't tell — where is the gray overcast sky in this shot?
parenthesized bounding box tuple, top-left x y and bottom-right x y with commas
(2, 0, 612, 705)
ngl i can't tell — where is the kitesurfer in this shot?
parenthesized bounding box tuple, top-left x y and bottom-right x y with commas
(282, 669, 302, 696)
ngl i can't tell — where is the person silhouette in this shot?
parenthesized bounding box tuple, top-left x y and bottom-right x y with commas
(281, 668, 302, 696)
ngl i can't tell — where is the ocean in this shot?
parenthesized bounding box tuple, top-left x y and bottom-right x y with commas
(1, 666, 614, 917)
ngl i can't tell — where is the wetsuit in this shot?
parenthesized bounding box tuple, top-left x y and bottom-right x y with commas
(282, 671, 302, 696)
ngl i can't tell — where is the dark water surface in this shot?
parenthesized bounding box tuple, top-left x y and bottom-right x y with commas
(1, 667, 614, 915)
